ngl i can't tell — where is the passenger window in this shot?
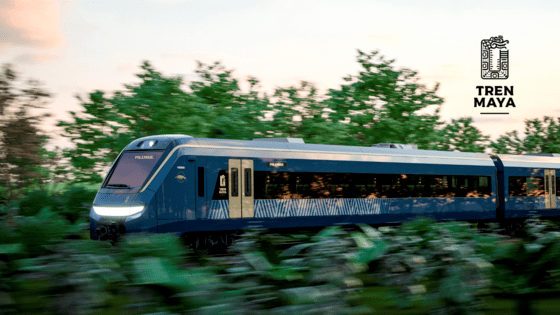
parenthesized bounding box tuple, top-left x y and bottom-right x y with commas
(231, 168, 238, 197)
(252, 171, 491, 200)
(509, 176, 545, 197)
(198, 167, 204, 197)
(527, 177, 545, 197)
(245, 168, 252, 197)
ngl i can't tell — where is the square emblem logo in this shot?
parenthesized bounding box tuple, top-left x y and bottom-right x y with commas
(481, 36, 509, 79)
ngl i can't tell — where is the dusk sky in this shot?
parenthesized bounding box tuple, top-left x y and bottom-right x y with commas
(1, 0, 559, 150)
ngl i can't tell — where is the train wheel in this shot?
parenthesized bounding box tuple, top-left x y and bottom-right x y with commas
(218, 232, 239, 253)
(500, 219, 526, 235)
(192, 235, 211, 256)
(184, 232, 238, 255)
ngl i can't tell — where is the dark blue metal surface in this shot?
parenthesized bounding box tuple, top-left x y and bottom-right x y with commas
(155, 210, 496, 236)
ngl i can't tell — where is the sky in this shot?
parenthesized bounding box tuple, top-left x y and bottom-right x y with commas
(1, 0, 560, 151)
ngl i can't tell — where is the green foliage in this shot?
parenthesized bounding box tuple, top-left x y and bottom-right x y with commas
(436, 117, 490, 152)
(376, 220, 497, 315)
(56, 49, 560, 189)
(58, 51, 459, 185)
(15, 186, 96, 224)
(267, 81, 352, 145)
(116, 233, 190, 268)
(488, 218, 560, 315)
(324, 50, 445, 149)
(10, 241, 125, 314)
(203, 228, 371, 314)
(13, 207, 72, 257)
(4, 217, 560, 314)
(58, 61, 270, 183)
(17, 190, 62, 217)
(190, 62, 269, 140)
(59, 186, 97, 223)
(349, 225, 388, 266)
(0, 64, 53, 203)
(490, 116, 560, 154)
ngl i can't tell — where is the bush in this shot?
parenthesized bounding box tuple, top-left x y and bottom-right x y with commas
(15, 185, 97, 224)
(374, 220, 496, 314)
(59, 186, 97, 223)
(15, 207, 72, 257)
(17, 190, 62, 217)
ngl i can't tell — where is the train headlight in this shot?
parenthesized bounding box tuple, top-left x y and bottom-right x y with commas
(92, 205, 145, 216)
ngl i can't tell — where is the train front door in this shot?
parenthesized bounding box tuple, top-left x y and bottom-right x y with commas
(544, 169, 557, 209)
(228, 159, 254, 218)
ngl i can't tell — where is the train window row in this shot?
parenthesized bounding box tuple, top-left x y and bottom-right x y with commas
(212, 171, 492, 200)
(508, 176, 560, 197)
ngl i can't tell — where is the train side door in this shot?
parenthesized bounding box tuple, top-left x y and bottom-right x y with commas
(544, 169, 556, 209)
(228, 159, 254, 218)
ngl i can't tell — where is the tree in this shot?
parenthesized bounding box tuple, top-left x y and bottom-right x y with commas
(324, 50, 445, 149)
(58, 61, 271, 183)
(57, 51, 466, 184)
(435, 117, 490, 153)
(266, 81, 351, 144)
(490, 117, 560, 154)
(189, 61, 269, 140)
(0, 64, 53, 203)
(58, 61, 217, 183)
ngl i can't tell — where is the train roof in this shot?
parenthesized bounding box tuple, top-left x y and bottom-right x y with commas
(125, 134, 496, 167)
(497, 154, 560, 168)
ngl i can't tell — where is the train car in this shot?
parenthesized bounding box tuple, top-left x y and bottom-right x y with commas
(493, 153, 560, 219)
(90, 134, 500, 244)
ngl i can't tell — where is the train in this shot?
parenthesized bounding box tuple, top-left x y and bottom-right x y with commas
(90, 134, 560, 247)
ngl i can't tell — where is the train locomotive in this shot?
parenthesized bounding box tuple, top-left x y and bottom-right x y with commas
(90, 134, 560, 245)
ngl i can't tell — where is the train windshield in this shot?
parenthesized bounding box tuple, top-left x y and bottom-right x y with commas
(104, 151, 164, 190)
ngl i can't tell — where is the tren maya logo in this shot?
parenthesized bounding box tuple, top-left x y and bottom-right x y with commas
(476, 35, 515, 115)
(481, 35, 509, 79)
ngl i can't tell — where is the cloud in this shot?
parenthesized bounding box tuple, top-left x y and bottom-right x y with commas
(13, 53, 59, 63)
(0, 0, 69, 51)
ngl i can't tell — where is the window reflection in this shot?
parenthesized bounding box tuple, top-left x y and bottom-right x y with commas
(508, 176, 546, 197)
(250, 172, 492, 200)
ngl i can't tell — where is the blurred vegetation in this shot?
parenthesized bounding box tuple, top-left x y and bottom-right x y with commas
(0, 64, 56, 204)
(490, 117, 560, 154)
(2, 210, 560, 314)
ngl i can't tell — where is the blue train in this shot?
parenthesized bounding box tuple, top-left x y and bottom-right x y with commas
(90, 134, 560, 245)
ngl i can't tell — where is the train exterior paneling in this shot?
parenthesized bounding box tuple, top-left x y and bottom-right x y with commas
(91, 135, 502, 239)
(497, 154, 560, 218)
